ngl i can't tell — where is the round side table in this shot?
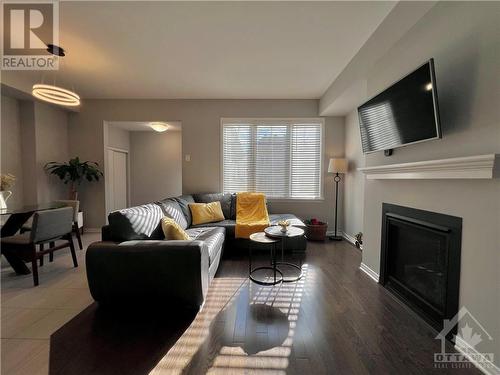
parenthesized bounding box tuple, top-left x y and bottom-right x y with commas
(249, 232, 282, 286)
(264, 226, 304, 282)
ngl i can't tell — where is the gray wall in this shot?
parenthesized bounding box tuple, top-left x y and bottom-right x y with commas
(343, 110, 365, 239)
(1, 95, 70, 206)
(344, 2, 500, 365)
(33, 102, 69, 202)
(107, 126, 130, 151)
(19, 101, 37, 205)
(68, 99, 344, 228)
(130, 131, 182, 206)
(0, 96, 24, 207)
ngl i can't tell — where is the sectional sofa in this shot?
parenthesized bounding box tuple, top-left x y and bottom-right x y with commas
(86, 193, 306, 309)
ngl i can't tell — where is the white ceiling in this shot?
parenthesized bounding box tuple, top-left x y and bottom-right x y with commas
(3, 1, 396, 99)
(108, 121, 182, 132)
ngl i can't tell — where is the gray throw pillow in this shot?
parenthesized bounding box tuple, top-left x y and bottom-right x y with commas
(108, 203, 164, 242)
(156, 198, 189, 230)
(174, 195, 195, 227)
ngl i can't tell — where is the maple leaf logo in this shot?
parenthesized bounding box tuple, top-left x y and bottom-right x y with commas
(457, 323, 482, 348)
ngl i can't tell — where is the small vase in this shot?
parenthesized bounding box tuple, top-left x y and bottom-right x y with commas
(280, 225, 288, 233)
(0, 190, 12, 210)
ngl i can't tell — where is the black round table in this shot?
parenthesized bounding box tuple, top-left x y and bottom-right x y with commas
(248, 232, 281, 285)
(248, 226, 304, 285)
(264, 226, 304, 283)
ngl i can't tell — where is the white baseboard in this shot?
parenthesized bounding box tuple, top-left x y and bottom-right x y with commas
(455, 336, 500, 375)
(342, 232, 363, 250)
(342, 231, 356, 244)
(359, 262, 379, 283)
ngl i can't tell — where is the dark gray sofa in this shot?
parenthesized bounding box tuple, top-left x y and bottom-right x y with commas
(86, 193, 306, 309)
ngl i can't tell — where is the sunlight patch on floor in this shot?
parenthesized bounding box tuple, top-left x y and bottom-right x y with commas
(149, 277, 247, 375)
(150, 264, 311, 375)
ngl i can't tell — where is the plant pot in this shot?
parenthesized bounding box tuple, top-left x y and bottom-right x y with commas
(305, 223, 328, 241)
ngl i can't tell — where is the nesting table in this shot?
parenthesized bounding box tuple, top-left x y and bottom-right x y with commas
(249, 226, 304, 285)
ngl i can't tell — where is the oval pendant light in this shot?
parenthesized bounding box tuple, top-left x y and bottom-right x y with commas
(32, 84, 80, 107)
(32, 44, 81, 107)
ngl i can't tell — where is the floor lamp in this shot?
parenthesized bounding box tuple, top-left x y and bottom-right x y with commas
(328, 158, 347, 241)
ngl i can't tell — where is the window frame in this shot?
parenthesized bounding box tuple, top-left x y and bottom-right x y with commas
(220, 117, 325, 201)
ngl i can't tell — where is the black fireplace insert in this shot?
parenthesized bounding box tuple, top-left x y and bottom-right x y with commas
(380, 203, 462, 336)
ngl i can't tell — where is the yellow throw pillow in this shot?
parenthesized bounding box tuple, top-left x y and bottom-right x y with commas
(189, 201, 225, 225)
(161, 217, 191, 240)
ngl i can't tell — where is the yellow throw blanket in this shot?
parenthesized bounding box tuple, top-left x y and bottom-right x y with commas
(235, 192, 270, 239)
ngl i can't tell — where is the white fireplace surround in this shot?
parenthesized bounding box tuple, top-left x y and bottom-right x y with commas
(358, 154, 499, 180)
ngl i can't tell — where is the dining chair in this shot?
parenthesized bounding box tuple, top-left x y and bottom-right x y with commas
(55, 200, 83, 250)
(21, 200, 83, 250)
(1, 207, 77, 286)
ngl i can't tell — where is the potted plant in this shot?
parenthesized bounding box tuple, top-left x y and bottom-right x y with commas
(0, 174, 16, 209)
(45, 157, 103, 200)
(304, 218, 328, 241)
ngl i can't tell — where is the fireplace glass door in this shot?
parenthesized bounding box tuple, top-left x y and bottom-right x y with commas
(387, 218, 448, 315)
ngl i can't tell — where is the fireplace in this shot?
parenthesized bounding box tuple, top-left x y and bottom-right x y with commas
(380, 203, 462, 335)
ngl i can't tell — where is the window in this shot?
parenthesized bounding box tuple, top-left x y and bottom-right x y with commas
(222, 118, 323, 199)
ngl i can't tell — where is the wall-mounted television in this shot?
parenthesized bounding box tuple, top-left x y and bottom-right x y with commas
(358, 59, 441, 154)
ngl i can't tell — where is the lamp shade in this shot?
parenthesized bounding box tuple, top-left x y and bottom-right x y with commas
(328, 158, 347, 173)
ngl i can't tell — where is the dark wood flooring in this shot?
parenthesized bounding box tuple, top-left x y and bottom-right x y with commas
(49, 240, 480, 375)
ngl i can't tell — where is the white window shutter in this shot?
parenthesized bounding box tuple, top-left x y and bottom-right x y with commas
(290, 123, 322, 199)
(222, 120, 323, 199)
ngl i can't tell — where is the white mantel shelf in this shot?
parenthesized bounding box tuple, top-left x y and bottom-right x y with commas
(358, 154, 499, 180)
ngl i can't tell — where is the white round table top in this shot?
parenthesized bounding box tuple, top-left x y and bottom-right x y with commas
(249, 232, 279, 243)
(264, 225, 304, 238)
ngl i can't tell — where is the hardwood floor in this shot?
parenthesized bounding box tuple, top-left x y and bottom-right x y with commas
(49, 242, 479, 375)
(44, 240, 479, 375)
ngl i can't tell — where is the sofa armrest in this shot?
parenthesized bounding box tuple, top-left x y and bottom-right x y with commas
(86, 240, 209, 309)
(101, 225, 112, 241)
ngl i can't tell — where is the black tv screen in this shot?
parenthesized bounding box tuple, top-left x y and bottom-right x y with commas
(358, 59, 441, 154)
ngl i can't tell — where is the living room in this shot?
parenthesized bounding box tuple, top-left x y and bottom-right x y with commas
(1, 1, 499, 375)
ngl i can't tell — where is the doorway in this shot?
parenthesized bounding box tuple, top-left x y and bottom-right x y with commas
(106, 148, 129, 213)
(103, 120, 182, 222)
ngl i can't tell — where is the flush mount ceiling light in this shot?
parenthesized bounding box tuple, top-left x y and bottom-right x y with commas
(150, 122, 169, 132)
(32, 44, 81, 107)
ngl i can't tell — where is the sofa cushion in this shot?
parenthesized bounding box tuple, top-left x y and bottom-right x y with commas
(193, 193, 233, 219)
(157, 198, 188, 229)
(174, 195, 195, 227)
(108, 203, 164, 242)
(229, 193, 236, 219)
(161, 217, 191, 240)
(190, 219, 236, 239)
(269, 213, 306, 228)
(185, 227, 225, 265)
(189, 202, 225, 225)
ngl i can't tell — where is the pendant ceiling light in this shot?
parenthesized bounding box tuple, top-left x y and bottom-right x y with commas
(150, 122, 169, 132)
(32, 44, 81, 107)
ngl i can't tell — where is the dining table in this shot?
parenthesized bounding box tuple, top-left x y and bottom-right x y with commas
(1, 202, 65, 274)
